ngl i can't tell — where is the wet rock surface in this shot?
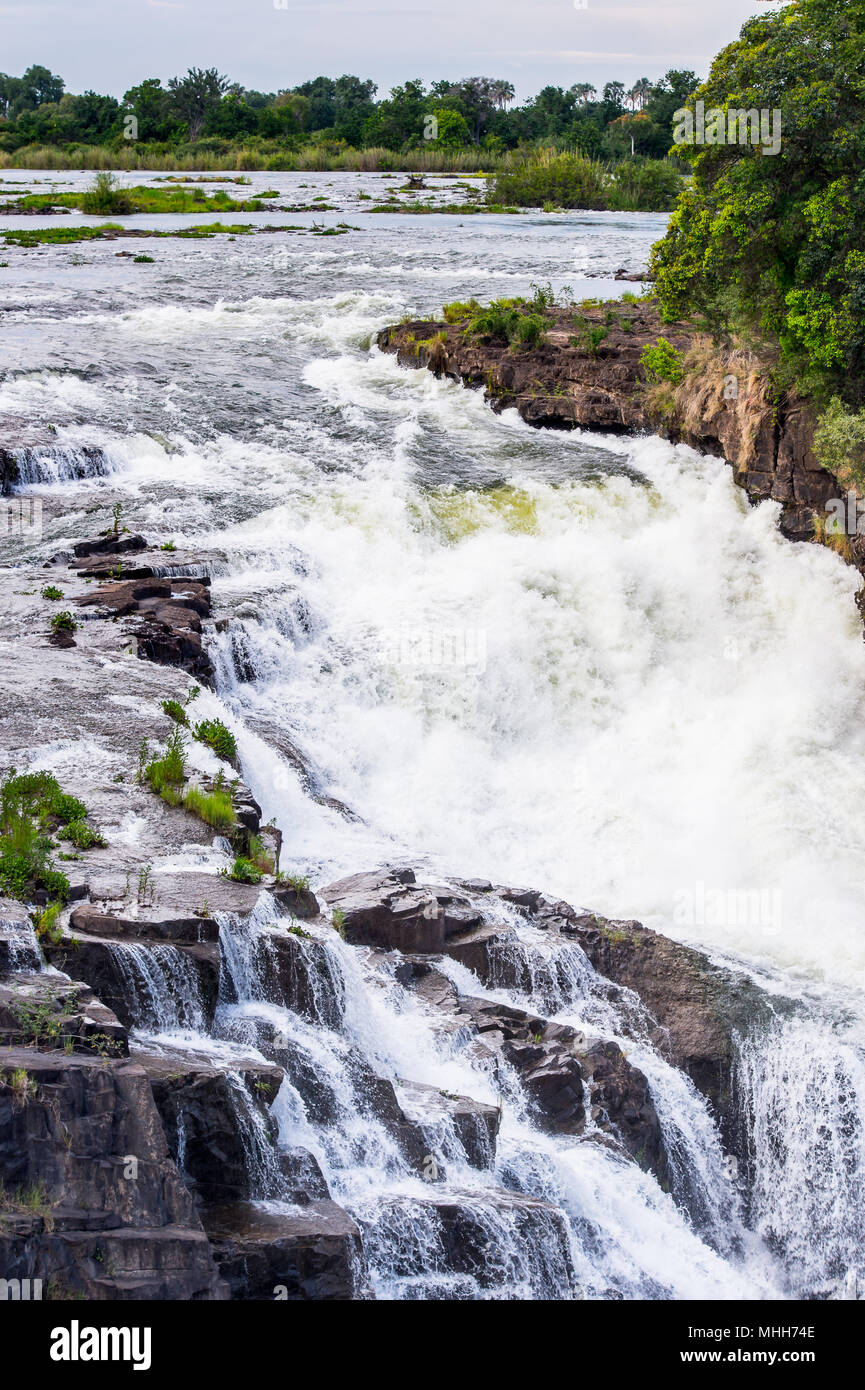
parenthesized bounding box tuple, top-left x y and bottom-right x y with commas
(203, 1200, 369, 1300)
(0, 1045, 226, 1299)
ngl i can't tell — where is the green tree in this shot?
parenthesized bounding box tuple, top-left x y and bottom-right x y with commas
(167, 67, 229, 141)
(648, 0, 865, 402)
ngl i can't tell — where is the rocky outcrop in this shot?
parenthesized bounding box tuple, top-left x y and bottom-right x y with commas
(378, 307, 842, 559)
(457, 996, 663, 1176)
(0, 1042, 226, 1299)
(203, 1201, 369, 1300)
(72, 545, 215, 682)
(139, 1052, 285, 1205)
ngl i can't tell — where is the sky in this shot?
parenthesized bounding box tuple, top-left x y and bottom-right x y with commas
(1, 0, 782, 101)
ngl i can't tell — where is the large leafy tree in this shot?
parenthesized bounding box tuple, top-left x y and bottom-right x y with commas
(167, 67, 229, 141)
(649, 0, 865, 402)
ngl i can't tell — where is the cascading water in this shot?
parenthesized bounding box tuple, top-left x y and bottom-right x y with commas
(4, 175, 865, 1297)
(106, 940, 206, 1035)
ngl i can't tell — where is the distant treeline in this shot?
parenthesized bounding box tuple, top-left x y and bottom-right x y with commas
(0, 65, 698, 163)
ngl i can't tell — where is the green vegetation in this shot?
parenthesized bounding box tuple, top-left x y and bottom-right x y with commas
(813, 399, 865, 492)
(40, 584, 63, 600)
(0, 770, 102, 905)
(143, 725, 187, 797)
(161, 698, 188, 726)
(15, 172, 274, 215)
(489, 152, 682, 211)
(639, 337, 685, 385)
(0, 1178, 55, 1230)
(1, 221, 255, 248)
(443, 298, 480, 323)
(58, 819, 107, 850)
(222, 856, 263, 885)
(181, 785, 236, 834)
(0, 67, 699, 169)
(192, 717, 237, 763)
(142, 727, 238, 834)
(133, 253, 153, 263)
(648, 0, 865, 405)
(79, 170, 132, 214)
(49, 610, 77, 635)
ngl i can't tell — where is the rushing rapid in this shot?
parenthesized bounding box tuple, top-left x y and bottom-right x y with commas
(3, 172, 865, 1299)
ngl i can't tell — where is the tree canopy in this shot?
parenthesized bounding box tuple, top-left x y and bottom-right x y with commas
(649, 0, 865, 403)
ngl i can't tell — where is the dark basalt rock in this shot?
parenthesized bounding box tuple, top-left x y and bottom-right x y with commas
(72, 534, 149, 560)
(493, 888, 781, 1148)
(321, 867, 501, 957)
(394, 1080, 501, 1171)
(457, 996, 663, 1176)
(0, 973, 129, 1056)
(203, 1200, 369, 1300)
(0, 1046, 226, 1300)
(71, 547, 215, 682)
(138, 1052, 285, 1205)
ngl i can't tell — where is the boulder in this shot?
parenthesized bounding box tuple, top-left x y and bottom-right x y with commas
(203, 1200, 369, 1300)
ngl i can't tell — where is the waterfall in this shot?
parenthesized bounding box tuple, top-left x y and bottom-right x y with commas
(106, 941, 206, 1035)
(7, 445, 117, 488)
(735, 1018, 865, 1298)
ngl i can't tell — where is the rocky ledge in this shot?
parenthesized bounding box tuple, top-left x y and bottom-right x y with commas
(0, 528, 790, 1299)
(378, 303, 843, 553)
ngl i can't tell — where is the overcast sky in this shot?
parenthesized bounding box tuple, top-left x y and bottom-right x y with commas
(2, 0, 781, 101)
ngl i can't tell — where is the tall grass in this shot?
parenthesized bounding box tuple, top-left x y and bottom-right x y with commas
(0, 142, 519, 174)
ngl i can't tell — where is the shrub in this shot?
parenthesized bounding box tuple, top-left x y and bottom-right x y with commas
(145, 725, 186, 795)
(512, 314, 547, 348)
(608, 160, 682, 212)
(813, 398, 865, 491)
(222, 856, 262, 884)
(41, 585, 63, 601)
(489, 152, 608, 210)
(59, 820, 107, 850)
(50, 611, 77, 635)
(193, 718, 237, 763)
(161, 699, 188, 726)
(640, 337, 685, 385)
(35, 901, 63, 945)
(80, 172, 133, 216)
(469, 301, 521, 342)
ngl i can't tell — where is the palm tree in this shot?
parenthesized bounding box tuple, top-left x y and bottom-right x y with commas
(491, 80, 515, 110)
(569, 82, 596, 108)
(629, 78, 653, 111)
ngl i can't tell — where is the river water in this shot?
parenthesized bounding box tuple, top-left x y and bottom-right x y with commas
(2, 171, 864, 1299)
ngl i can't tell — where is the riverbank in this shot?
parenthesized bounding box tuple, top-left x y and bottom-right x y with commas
(378, 299, 845, 558)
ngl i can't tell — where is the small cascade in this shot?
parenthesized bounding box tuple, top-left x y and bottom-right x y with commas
(7, 445, 117, 488)
(735, 1018, 865, 1298)
(106, 941, 206, 1035)
(217, 897, 345, 1030)
(223, 1069, 288, 1201)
